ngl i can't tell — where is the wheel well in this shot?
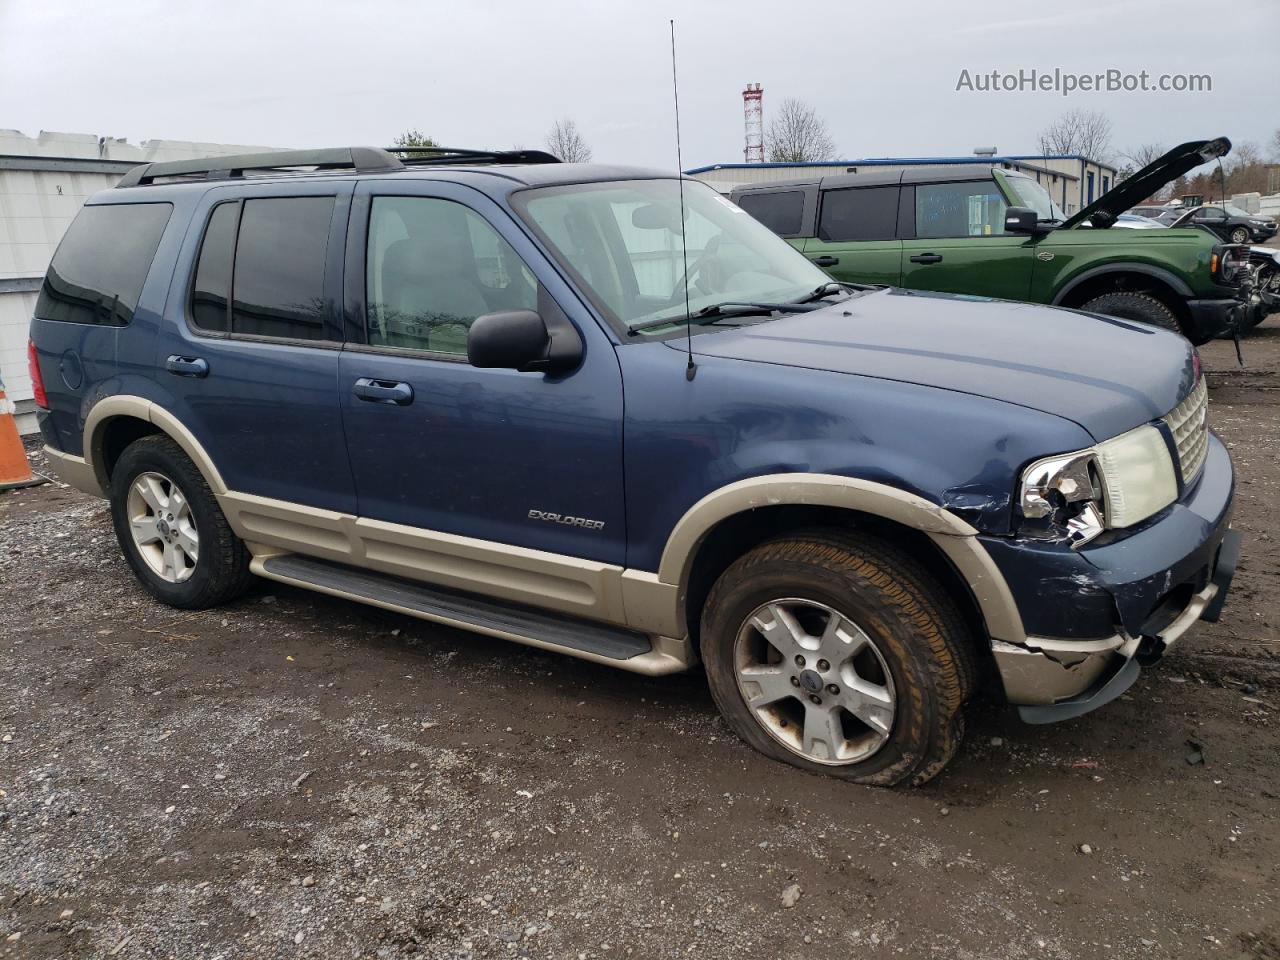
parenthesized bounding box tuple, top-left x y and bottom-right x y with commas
(682, 505, 988, 655)
(95, 416, 162, 484)
(1058, 270, 1189, 324)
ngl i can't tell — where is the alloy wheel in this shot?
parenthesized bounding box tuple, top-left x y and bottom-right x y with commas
(126, 471, 199, 583)
(733, 598, 896, 764)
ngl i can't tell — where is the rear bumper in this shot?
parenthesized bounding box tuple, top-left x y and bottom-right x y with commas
(41, 445, 105, 498)
(983, 433, 1238, 722)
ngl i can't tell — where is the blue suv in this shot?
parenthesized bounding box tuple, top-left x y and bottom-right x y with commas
(28, 146, 1240, 786)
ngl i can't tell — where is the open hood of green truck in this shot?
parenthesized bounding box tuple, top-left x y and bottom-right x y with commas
(1060, 137, 1231, 229)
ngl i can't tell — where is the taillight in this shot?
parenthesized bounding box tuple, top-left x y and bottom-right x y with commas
(27, 339, 48, 409)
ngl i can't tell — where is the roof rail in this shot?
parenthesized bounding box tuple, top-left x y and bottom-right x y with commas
(115, 146, 404, 188)
(387, 146, 562, 166)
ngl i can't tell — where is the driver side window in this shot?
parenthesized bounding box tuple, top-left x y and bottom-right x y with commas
(366, 197, 538, 356)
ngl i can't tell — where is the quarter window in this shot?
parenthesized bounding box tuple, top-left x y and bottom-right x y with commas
(915, 181, 1008, 238)
(736, 191, 804, 236)
(366, 196, 538, 356)
(190, 202, 238, 333)
(817, 187, 898, 242)
(36, 203, 172, 326)
(231, 197, 334, 340)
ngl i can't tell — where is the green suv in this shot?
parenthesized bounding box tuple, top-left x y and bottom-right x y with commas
(729, 138, 1249, 344)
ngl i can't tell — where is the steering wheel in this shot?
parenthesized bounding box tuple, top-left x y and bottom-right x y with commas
(670, 235, 722, 301)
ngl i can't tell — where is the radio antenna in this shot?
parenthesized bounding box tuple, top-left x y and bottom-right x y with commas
(670, 19, 696, 381)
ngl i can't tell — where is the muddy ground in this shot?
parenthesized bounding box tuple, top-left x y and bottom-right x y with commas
(2, 318, 1278, 960)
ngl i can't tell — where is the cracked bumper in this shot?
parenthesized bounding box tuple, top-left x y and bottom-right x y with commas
(982, 433, 1239, 723)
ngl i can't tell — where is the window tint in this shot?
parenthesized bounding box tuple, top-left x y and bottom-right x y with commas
(190, 202, 238, 332)
(736, 191, 804, 236)
(366, 196, 538, 356)
(231, 197, 334, 340)
(817, 187, 898, 242)
(915, 181, 1008, 238)
(35, 203, 171, 326)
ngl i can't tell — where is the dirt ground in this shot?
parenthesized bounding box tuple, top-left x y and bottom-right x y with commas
(2, 319, 1279, 960)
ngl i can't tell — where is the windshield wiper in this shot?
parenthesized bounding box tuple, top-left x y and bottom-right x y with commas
(628, 300, 814, 334)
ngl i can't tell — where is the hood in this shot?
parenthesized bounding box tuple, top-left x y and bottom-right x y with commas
(686, 288, 1195, 441)
(1059, 137, 1231, 230)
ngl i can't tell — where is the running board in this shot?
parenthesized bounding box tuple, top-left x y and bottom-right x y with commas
(252, 554, 691, 675)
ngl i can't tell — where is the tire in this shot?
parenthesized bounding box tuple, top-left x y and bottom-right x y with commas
(1230, 227, 1250, 245)
(1079, 291, 1183, 336)
(109, 434, 254, 609)
(700, 531, 977, 787)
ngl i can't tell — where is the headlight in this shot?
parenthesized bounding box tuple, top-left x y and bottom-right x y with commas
(1018, 424, 1177, 547)
(1094, 424, 1177, 527)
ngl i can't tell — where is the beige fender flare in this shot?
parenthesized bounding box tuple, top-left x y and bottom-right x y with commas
(80, 395, 228, 497)
(620, 473, 1025, 644)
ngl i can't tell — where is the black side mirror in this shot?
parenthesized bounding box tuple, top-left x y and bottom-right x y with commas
(468, 311, 550, 370)
(467, 302, 584, 374)
(1003, 206, 1041, 234)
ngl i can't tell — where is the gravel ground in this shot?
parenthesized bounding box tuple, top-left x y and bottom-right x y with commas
(2, 318, 1279, 960)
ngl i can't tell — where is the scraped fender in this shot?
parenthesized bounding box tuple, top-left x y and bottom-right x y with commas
(83, 395, 227, 496)
(655, 473, 1026, 643)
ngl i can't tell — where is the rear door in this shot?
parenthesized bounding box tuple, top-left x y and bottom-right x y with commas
(156, 181, 357, 513)
(337, 179, 627, 565)
(800, 185, 902, 285)
(899, 179, 1034, 300)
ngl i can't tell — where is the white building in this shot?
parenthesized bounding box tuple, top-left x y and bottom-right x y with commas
(687, 153, 1119, 217)
(0, 130, 283, 433)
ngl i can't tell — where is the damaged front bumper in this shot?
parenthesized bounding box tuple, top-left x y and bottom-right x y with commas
(982, 432, 1240, 724)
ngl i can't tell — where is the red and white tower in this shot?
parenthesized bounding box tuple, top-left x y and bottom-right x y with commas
(743, 83, 764, 163)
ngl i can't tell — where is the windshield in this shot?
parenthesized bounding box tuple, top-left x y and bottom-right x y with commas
(1223, 204, 1253, 218)
(514, 179, 832, 334)
(1003, 175, 1066, 222)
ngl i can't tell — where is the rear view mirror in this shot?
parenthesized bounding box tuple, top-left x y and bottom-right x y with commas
(632, 203, 684, 232)
(1004, 206, 1041, 234)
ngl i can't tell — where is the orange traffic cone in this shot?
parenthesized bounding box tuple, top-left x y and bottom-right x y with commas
(0, 374, 47, 492)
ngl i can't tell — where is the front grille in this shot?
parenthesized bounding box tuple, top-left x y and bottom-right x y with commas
(1164, 377, 1209, 484)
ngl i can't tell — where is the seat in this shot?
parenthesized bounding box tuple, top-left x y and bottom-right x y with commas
(378, 226, 491, 353)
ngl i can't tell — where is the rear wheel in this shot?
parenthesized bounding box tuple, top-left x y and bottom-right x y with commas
(700, 532, 976, 787)
(109, 435, 253, 609)
(1080, 291, 1183, 336)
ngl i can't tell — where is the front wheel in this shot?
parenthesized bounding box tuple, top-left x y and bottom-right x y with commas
(1079, 291, 1185, 337)
(700, 532, 977, 787)
(109, 435, 254, 609)
(1230, 227, 1250, 245)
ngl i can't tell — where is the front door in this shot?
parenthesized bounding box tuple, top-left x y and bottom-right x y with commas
(801, 185, 903, 286)
(899, 179, 1034, 301)
(338, 181, 627, 566)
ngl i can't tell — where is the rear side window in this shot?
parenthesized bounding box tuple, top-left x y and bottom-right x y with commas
(190, 202, 238, 332)
(232, 197, 334, 340)
(915, 181, 1008, 238)
(817, 187, 898, 242)
(36, 203, 172, 326)
(736, 191, 804, 236)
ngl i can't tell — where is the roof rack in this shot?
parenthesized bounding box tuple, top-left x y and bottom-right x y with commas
(115, 144, 562, 188)
(116, 147, 403, 188)
(388, 146, 561, 166)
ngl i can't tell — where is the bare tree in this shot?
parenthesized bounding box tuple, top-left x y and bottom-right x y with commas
(1272, 128, 1280, 161)
(545, 118, 592, 163)
(1121, 143, 1166, 169)
(765, 98, 837, 163)
(1036, 109, 1113, 162)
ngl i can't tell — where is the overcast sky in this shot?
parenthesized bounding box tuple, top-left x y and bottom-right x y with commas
(2, 0, 1275, 170)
